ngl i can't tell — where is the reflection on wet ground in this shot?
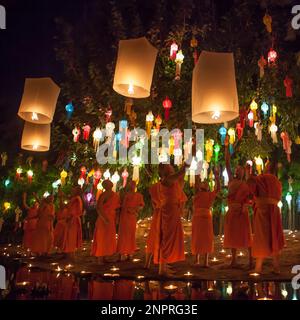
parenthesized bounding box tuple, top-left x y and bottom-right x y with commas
(1, 266, 299, 300)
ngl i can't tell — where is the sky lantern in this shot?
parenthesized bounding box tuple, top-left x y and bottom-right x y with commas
(163, 96, 172, 120)
(18, 77, 60, 124)
(21, 122, 50, 152)
(192, 51, 239, 124)
(113, 37, 158, 98)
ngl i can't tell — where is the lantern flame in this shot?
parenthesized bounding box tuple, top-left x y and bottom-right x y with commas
(31, 112, 39, 121)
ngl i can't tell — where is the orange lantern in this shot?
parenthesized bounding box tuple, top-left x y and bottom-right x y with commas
(21, 122, 50, 152)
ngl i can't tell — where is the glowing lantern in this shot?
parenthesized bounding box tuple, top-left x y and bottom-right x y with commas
(105, 108, 112, 123)
(132, 155, 142, 183)
(4, 202, 11, 212)
(286, 192, 292, 230)
(223, 168, 229, 186)
(268, 48, 277, 65)
(246, 160, 253, 174)
(228, 127, 235, 145)
(269, 123, 278, 143)
(170, 42, 178, 60)
(255, 156, 263, 174)
(254, 122, 263, 141)
(122, 169, 129, 188)
(72, 127, 81, 142)
(281, 132, 292, 162)
(258, 56, 267, 78)
(263, 13, 272, 33)
(155, 115, 162, 130)
(214, 143, 220, 163)
(18, 77, 60, 124)
(52, 179, 61, 189)
(60, 170, 68, 186)
(236, 123, 243, 140)
(261, 102, 269, 118)
(270, 104, 277, 123)
(146, 111, 154, 137)
(111, 171, 120, 192)
(175, 50, 184, 80)
(189, 157, 198, 187)
(1, 152, 7, 166)
(21, 122, 50, 152)
(4, 179, 11, 188)
(27, 170, 33, 184)
(16, 167, 23, 180)
(205, 139, 214, 163)
(192, 51, 239, 124)
(113, 37, 158, 98)
(83, 124, 91, 141)
(201, 161, 209, 181)
(247, 110, 254, 127)
(250, 100, 258, 120)
(163, 97, 172, 120)
(284, 76, 293, 98)
(103, 169, 111, 180)
(219, 126, 227, 145)
(78, 178, 85, 188)
(65, 102, 74, 119)
(190, 36, 198, 65)
(93, 128, 103, 151)
(86, 192, 93, 203)
(174, 148, 183, 166)
(93, 169, 102, 188)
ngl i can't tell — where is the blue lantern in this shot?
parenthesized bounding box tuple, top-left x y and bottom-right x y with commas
(219, 126, 227, 145)
(4, 178, 11, 188)
(120, 120, 128, 129)
(65, 102, 74, 119)
(261, 102, 269, 118)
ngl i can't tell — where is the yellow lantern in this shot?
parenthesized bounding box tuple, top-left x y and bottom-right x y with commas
(113, 37, 158, 98)
(21, 122, 50, 152)
(250, 99, 258, 120)
(18, 77, 60, 124)
(60, 170, 68, 186)
(192, 51, 239, 123)
(4, 202, 11, 212)
(255, 156, 264, 174)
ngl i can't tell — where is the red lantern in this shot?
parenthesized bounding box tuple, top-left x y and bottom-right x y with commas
(170, 42, 178, 60)
(284, 76, 293, 98)
(236, 123, 243, 140)
(163, 97, 172, 120)
(268, 48, 277, 65)
(247, 110, 254, 127)
(93, 169, 102, 187)
(239, 108, 248, 129)
(80, 166, 87, 179)
(83, 124, 91, 141)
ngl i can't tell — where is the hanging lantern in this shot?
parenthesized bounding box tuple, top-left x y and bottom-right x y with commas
(192, 51, 239, 123)
(246, 160, 253, 174)
(255, 156, 264, 174)
(228, 127, 235, 154)
(103, 169, 111, 180)
(80, 166, 87, 180)
(214, 143, 220, 163)
(189, 157, 198, 187)
(21, 122, 50, 152)
(250, 99, 258, 120)
(3, 202, 11, 212)
(222, 168, 229, 186)
(113, 37, 158, 98)
(280, 132, 292, 162)
(163, 97, 172, 120)
(263, 13, 272, 33)
(236, 123, 243, 140)
(175, 50, 184, 80)
(146, 111, 154, 137)
(283, 76, 293, 98)
(105, 108, 112, 123)
(18, 77, 60, 124)
(190, 36, 198, 65)
(60, 170, 68, 186)
(201, 161, 209, 181)
(111, 171, 120, 192)
(132, 155, 142, 183)
(93, 128, 103, 151)
(83, 124, 91, 141)
(16, 167, 23, 180)
(122, 168, 129, 188)
(78, 177, 85, 188)
(27, 170, 33, 184)
(247, 110, 254, 127)
(93, 169, 102, 188)
(254, 122, 263, 141)
(155, 115, 162, 130)
(205, 139, 214, 163)
(270, 104, 277, 123)
(269, 123, 278, 143)
(170, 42, 178, 60)
(168, 136, 175, 156)
(65, 102, 74, 120)
(268, 48, 277, 65)
(261, 102, 269, 118)
(174, 148, 183, 166)
(72, 127, 81, 142)
(258, 56, 267, 78)
(219, 126, 227, 145)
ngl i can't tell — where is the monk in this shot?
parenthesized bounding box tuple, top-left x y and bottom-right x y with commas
(53, 189, 68, 251)
(224, 138, 252, 268)
(22, 192, 39, 251)
(157, 162, 189, 276)
(62, 186, 83, 258)
(247, 161, 285, 274)
(31, 194, 55, 256)
(117, 180, 144, 261)
(192, 168, 220, 267)
(91, 179, 120, 264)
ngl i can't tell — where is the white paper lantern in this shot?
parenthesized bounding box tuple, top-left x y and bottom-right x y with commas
(21, 122, 50, 152)
(18, 77, 60, 124)
(113, 37, 158, 98)
(192, 51, 239, 124)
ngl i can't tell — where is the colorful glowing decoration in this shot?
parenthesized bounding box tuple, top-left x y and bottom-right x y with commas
(261, 102, 269, 118)
(4, 178, 11, 188)
(286, 192, 292, 230)
(190, 36, 198, 65)
(192, 51, 239, 123)
(163, 97, 172, 120)
(170, 42, 178, 60)
(21, 122, 50, 152)
(236, 123, 243, 140)
(96, 180, 103, 200)
(18, 77, 60, 124)
(222, 168, 229, 186)
(65, 102, 74, 119)
(263, 13, 272, 33)
(254, 122, 263, 141)
(52, 179, 61, 189)
(60, 170, 68, 186)
(132, 155, 142, 183)
(78, 178, 85, 188)
(219, 126, 227, 145)
(105, 108, 112, 123)
(72, 127, 81, 142)
(4, 202, 11, 212)
(113, 37, 158, 98)
(245, 160, 252, 174)
(214, 143, 220, 163)
(239, 108, 247, 128)
(16, 167, 22, 180)
(43, 191, 50, 198)
(255, 156, 263, 174)
(189, 157, 198, 187)
(80, 166, 87, 180)
(269, 123, 278, 144)
(93, 127, 103, 151)
(174, 148, 183, 166)
(83, 124, 91, 141)
(146, 111, 154, 137)
(205, 139, 214, 163)
(175, 50, 184, 80)
(281, 132, 292, 162)
(288, 176, 293, 192)
(27, 170, 33, 184)
(250, 99, 258, 120)
(228, 127, 235, 154)
(268, 48, 277, 65)
(122, 168, 129, 188)
(86, 192, 93, 203)
(103, 169, 111, 180)
(284, 76, 293, 98)
(169, 136, 175, 155)
(111, 171, 120, 192)
(155, 115, 162, 130)
(1, 152, 7, 166)
(247, 110, 254, 127)
(258, 55, 267, 78)
(201, 161, 209, 181)
(93, 169, 102, 188)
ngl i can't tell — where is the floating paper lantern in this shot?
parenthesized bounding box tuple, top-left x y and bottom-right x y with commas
(21, 122, 50, 152)
(113, 37, 158, 98)
(192, 51, 239, 124)
(18, 77, 60, 124)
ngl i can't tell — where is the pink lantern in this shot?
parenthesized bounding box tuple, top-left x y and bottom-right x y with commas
(247, 110, 254, 127)
(163, 97, 172, 120)
(280, 132, 292, 162)
(72, 127, 81, 142)
(83, 124, 91, 141)
(268, 48, 277, 65)
(122, 168, 129, 188)
(170, 42, 178, 60)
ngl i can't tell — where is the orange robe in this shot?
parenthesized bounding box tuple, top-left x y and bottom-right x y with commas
(91, 192, 120, 257)
(156, 181, 185, 264)
(62, 196, 83, 253)
(192, 191, 216, 254)
(31, 203, 55, 254)
(252, 174, 285, 258)
(23, 207, 38, 250)
(146, 183, 162, 255)
(88, 281, 114, 300)
(117, 192, 144, 255)
(113, 280, 134, 300)
(224, 180, 252, 249)
(54, 207, 68, 250)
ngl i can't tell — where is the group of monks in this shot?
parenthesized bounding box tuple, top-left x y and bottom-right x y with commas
(22, 143, 285, 276)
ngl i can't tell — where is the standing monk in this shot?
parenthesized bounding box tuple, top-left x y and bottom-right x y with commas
(247, 161, 284, 274)
(62, 186, 83, 258)
(91, 179, 120, 264)
(224, 138, 252, 268)
(31, 194, 55, 256)
(192, 168, 220, 267)
(22, 192, 39, 251)
(158, 163, 188, 276)
(117, 180, 144, 261)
